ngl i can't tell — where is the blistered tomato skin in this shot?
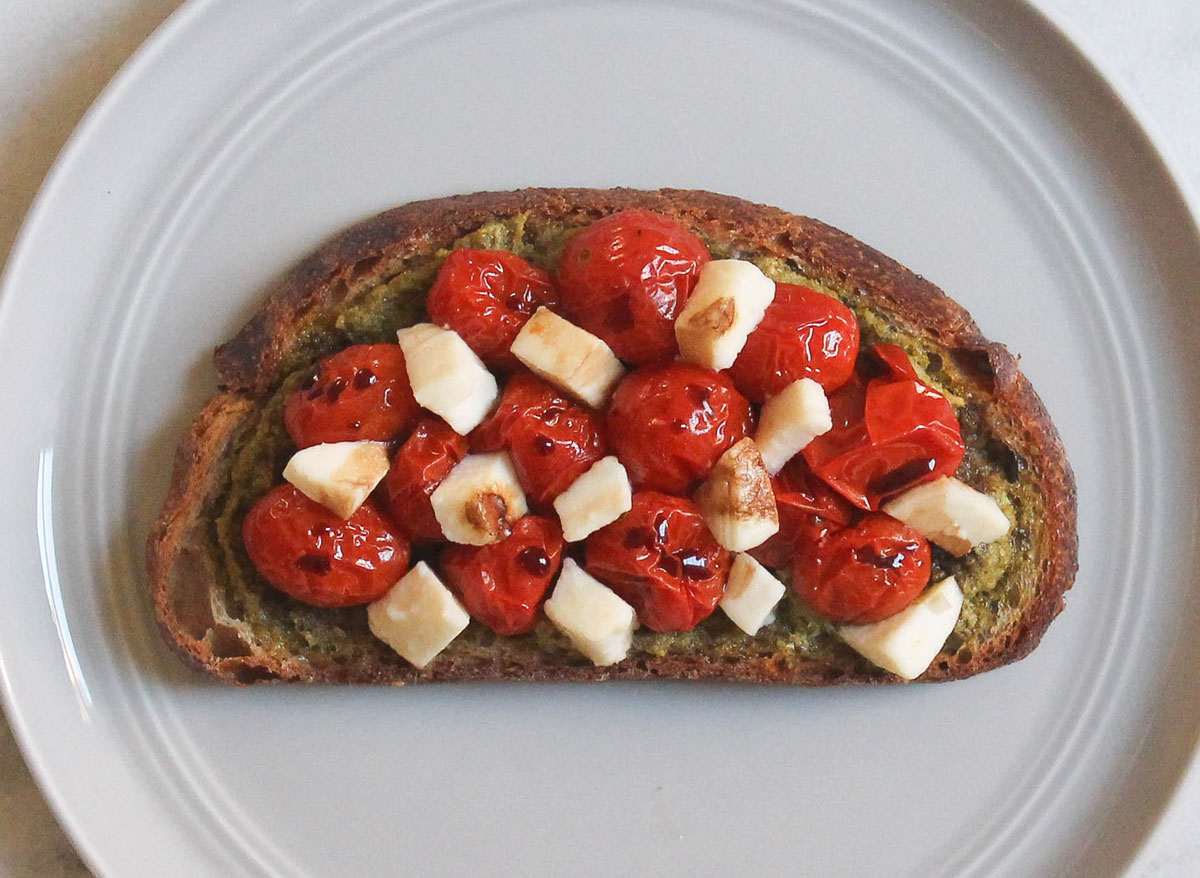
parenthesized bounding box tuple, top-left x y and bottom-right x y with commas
(793, 513, 930, 624)
(284, 344, 419, 448)
(380, 416, 469, 542)
(751, 456, 855, 570)
(585, 492, 730, 632)
(242, 485, 411, 608)
(725, 283, 860, 401)
(426, 249, 558, 369)
(803, 344, 965, 510)
(471, 373, 608, 508)
(440, 516, 564, 636)
(607, 362, 753, 495)
(556, 210, 711, 364)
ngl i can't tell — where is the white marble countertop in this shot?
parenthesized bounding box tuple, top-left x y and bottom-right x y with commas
(0, 1, 1197, 875)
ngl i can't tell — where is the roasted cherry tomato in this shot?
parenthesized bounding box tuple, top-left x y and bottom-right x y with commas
(440, 515, 563, 636)
(725, 282, 859, 401)
(792, 513, 930, 624)
(242, 484, 410, 608)
(426, 249, 558, 368)
(802, 344, 965, 510)
(379, 416, 469, 542)
(585, 492, 729, 632)
(869, 342, 920, 380)
(556, 210, 711, 363)
(750, 456, 855, 570)
(471, 373, 608, 508)
(284, 344, 418, 448)
(607, 362, 753, 495)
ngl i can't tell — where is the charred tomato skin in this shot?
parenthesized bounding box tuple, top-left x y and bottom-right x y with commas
(284, 344, 419, 448)
(606, 361, 753, 495)
(440, 516, 564, 636)
(750, 455, 855, 570)
(792, 513, 930, 624)
(725, 282, 860, 401)
(242, 484, 411, 608)
(585, 492, 729, 632)
(471, 372, 608, 509)
(379, 416, 469, 542)
(426, 249, 558, 369)
(556, 210, 711, 364)
(802, 343, 965, 510)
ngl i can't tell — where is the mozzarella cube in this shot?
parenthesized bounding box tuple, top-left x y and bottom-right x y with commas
(510, 307, 624, 408)
(543, 559, 639, 666)
(839, 576, 964, 680)
(694, 438, 779, 552)
(674, 260, 776, 370)
(430, 452, 528, 546)
(396, 323, 498, 433)
(552, 456, 634, 542)
(755, 378, 833, 474)
(367, 562, 470, 669)
(719, 553, 786, 635)
(282, 441, 390, 519)
(882, 477, 1011, 556)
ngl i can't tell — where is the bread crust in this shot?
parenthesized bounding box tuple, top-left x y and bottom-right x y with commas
(147, 188, 1078, 684)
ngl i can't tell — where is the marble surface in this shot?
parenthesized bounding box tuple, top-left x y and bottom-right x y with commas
(0, 1, 1196, 875)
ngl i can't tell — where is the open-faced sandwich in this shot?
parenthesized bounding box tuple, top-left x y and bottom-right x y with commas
(146, 188, 1077, 684)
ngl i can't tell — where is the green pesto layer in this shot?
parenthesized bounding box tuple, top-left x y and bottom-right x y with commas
(208, 216, 1037, 677)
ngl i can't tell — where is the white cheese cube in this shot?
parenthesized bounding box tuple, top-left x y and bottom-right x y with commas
(552, 456, 634, 542)
(674, 260, 776, 370)
(430, 452, 528, 546)
(510, 307, 624, 408)
(367, 562, 470, 669)
(719, 553, 786, 635)
(882, 476, 1011, 556)
(282, 441, 390, 519)
(839, 576, 964, 680)
(755, 378, 833, 474)
(543, 559, 638, 666)
(694, 438, 779, 552)
(396, 323, 498, 433)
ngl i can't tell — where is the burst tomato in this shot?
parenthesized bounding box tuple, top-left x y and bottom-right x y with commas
(556, 210, 710, 363)
(471, 373, 608, 508)
(725, 282, 859, 401)
(607, 362, 753, 495)
(792, 513, 931, 624)
(585, 492, 729, 632)
(802, 344, 965, 510)
(379, 416, 469, 542)
(750, 456, 856, 569)
(440, 515, 563, 636)
(284, 344, 418, 448)
(242, 484, 410, 608)
(426, 249, 558, 368)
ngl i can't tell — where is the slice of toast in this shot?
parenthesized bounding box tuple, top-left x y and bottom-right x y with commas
(146, 188, 1077, 684)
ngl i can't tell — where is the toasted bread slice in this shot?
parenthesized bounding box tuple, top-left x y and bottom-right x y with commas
(146, 188, 1077, 684)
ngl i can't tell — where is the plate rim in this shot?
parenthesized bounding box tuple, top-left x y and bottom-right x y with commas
(1, 1, 1198, 876)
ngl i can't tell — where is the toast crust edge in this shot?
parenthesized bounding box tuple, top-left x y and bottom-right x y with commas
(147, 188, 1078, 685)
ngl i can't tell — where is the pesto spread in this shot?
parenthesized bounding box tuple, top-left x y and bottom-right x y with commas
(211, 215, 1037, 678)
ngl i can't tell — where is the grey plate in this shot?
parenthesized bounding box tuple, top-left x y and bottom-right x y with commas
(1, 0, 1199, 875)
